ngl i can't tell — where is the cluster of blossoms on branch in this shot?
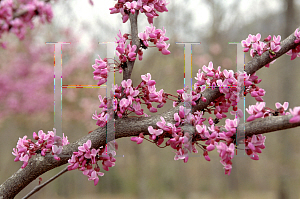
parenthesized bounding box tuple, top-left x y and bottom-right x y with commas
(68, 140, 117, 186)
(109, 0, 169, 24)
(12, 128, 69, 168)
(93, 52, 300, 176)
(89, 23, 300, 177)
(139, 23, 170, 55)
(92, 26, 170, 86)
(92, 58, 268, 174)
(128, 61, 270, 175)
(242, 29, 300, 62)
(246, 101, 290, 122)
(286, 28, 300, 60)
(241, 33, 281, 67)
(0, 0, 53, 48)
(92, 73, 172, 127)
(115, 30, 138, 64)
(91, 0, 170, 85)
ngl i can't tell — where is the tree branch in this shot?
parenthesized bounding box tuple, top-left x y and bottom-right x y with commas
(244, 29, 300, 75)
(192, 25, 300, 113)
(22, 167, 68, 199)
(1, 25, 300, 199)
(123, 11, 141, 80)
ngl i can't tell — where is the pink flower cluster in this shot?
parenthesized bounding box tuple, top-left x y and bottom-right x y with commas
(246, 102, 268, 122)
(109, 0, 169, 24)
(12, 129, 69, 168)
(130, 104, 247, 175)
(246, 102, 290, 122)
(68, 140, 116, 186)
(245, 134, 266, 160)
(286, 28, 300, 60)
(289, 106, 300, 123)
(193, 62, 265, 120)
(139, 24, 170, 55)
(216, 142, 235, 175)
(92, 26, 170, 78)
(95, 1, 170, 76)
(242, 33, 281, 67)
(0, 0, 53, 47)
(127, 60, 274, 175)
(93, 73, 168, 126)
(176, 88, 201, 106)
(92, 56, 111, 86)
(116, 30, 138, 62)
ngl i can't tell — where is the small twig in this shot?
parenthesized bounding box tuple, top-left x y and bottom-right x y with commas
(22, 167, 69, 199)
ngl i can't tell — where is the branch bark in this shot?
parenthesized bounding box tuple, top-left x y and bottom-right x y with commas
(1, 25, 300, 199)
(123, 11, 141, 80)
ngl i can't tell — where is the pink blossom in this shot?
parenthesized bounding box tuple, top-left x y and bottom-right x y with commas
(206, 144, 215, 151)
(120, 98, 130, 111)
(157, 116, 171, 131)
(270, 41, 281, 53)
(148, 126, 163, 140)
(127, 44, 137, 61)
(13, 129, 69, 168)
(141, 73, 151, 82)
(216, 142, 235, 175)
(245, 134, 266, 160)
(162, 44, 171, 55)
(125, 1, 137, 14)
(149, 107, 157, 113)
(289, 107, 300, 123)
(174, 148, 189, 163)
(275, 102, 289, 115)
(132, 102, 143, 115)
(88, 170, 101, 186)
(121, 79, 132, 88)
(273, 35, 281, 45)
(196, 124, 210, 139)
(246, 102, 266, 121)
(286, 46, 300, 60)
(224, 119, 238, 136)
(275, 102, 288, 110)
(131, 133, 144, 144)
(78, 140, 91, 153)
(92, 111, 107, 127)
(294, 28, 300, 43)
(264, 35, 271, 42)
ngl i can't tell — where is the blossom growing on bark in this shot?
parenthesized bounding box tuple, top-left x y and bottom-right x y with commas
(289, 107, 300, 123)
(12, 129, 69, 168)
(68, 140, 116, 186)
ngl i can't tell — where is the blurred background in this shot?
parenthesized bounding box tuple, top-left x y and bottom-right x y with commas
(1, 0, 300, 198)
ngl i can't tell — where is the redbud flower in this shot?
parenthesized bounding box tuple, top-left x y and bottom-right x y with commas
(148, 126, 163, 140)
(131, 133, 144, 144)
(289, 107, 300, 123)
(294, 28, 300, 43)
(275, 102, 289, 115)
